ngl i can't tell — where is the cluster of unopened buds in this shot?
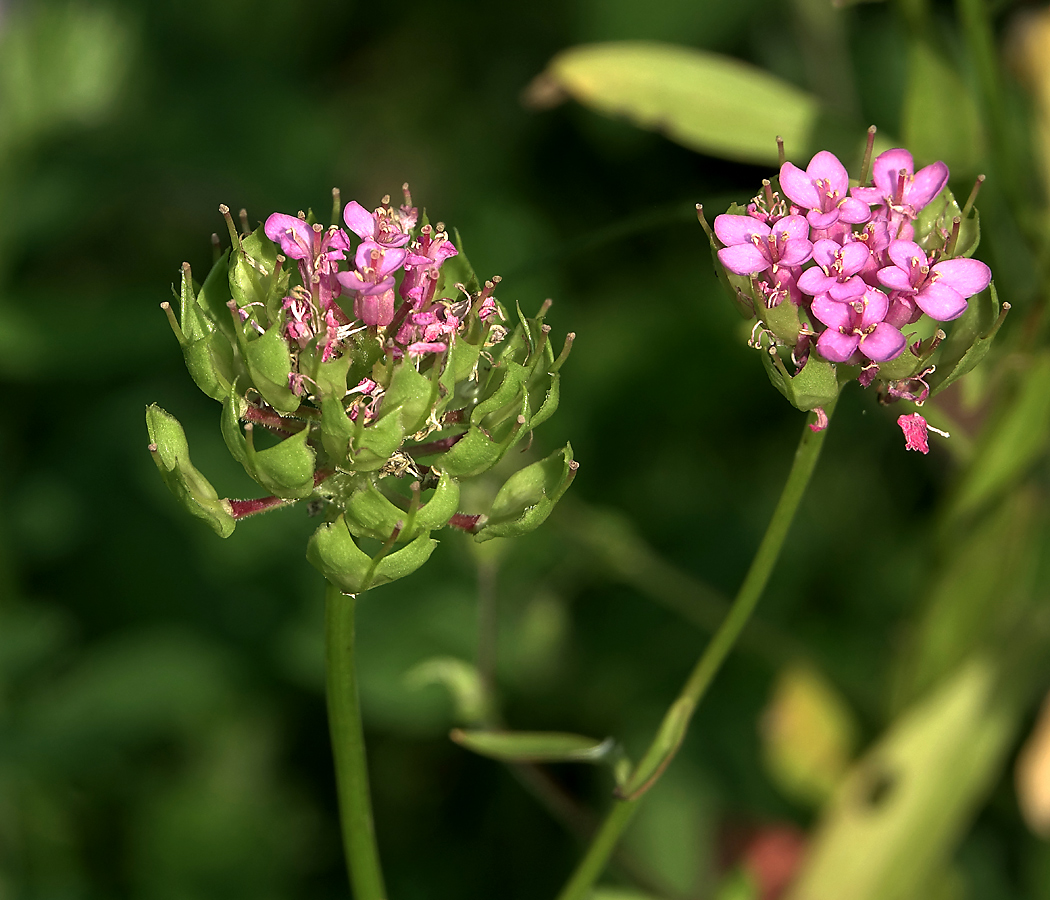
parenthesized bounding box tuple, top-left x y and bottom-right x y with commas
(702, 132, 1006, 452)
(147, 186, 575, 593)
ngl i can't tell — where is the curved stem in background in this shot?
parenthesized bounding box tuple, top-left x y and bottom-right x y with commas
(555, 402, 836, 900)
(326, 582, 387, 900)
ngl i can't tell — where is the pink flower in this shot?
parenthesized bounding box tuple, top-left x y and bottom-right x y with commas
(797, 239, 871, 301)
(876, 240, 992, 321)
(713, 214, 812, 276)
(264, 213, 351, 312)
(853, 149, 948, 240)
(400, 225, 458, 305)
(343, 200, 413, 249)
(779, 151, 872, 230)
(812, 287, 907, 363)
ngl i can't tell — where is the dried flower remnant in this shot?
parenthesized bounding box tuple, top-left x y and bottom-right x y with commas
(148, 187, 577, 592)
(705, 132, 1003, 453)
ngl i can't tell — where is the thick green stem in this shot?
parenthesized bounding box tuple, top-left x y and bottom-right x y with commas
(326, 582, 387, 900)
(555, 404, 835, 900)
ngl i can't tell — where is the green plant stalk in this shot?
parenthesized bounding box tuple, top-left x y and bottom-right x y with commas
(326, 582, 386, 900)
(555, 401, 836, 900)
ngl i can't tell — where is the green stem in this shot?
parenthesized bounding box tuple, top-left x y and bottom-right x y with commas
(326, 582, 387, 900)
(555, 403, 835, 900)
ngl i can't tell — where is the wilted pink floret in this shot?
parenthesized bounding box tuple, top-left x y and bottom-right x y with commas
(779, 151, 872, 230)
(713, 214, 812, 275)
(898, 413, 930, 453)
(812, 287, 906, 363)
(853, 149, 949, 240)
(876, 240, 992, 321)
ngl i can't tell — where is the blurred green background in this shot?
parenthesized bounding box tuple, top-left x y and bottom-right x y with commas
(3, 0, 1050, 898)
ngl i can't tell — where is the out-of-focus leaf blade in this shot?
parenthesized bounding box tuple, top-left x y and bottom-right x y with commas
(785, 659, 1015, 900)
(450, 728, 613, 763)
(534, 42, 820, 165)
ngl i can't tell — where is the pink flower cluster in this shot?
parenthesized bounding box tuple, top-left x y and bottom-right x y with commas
(713, 149, 991, 367)
(262, 186, 502, 396)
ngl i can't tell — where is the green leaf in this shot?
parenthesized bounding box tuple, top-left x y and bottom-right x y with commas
(352, 411, 406, 472)
(382, 362, 434, 436)
(528, 372, 561, 431)
(950, 351, 1050, 518)
(915, 187, 980, 259)
(311, 350, 352, 401)
(784, 660, 1015, 900)
(308, 517, 436, 593)
(320, 396, 356, 462)
(474, 443, 577, 542)
(230, 223, 285, 318)
(246, 426, 316, 500)
(760, 344, 840, 412)
(176, 263, 234, 401)
(145, 404, 235, 538)
(472, 361, 529, 426)
(244, 322, 300, 414)
(404, 657, 493, 726)
(434, 425, 510, 478)
(615, 695, 694, 800)
(538, 42, 820, 165)
(929, 282, 1006, 398)
(220, 391, 249, 467)
(193, 249, 241, 349)
(344, 471, 460, 542)
(370, 532, 437, 587)
(449, 728, 614, 763)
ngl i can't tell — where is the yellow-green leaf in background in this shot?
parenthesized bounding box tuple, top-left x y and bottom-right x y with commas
(785, 659, 1015, 900)
(760, 663, 857, 807)
(529, 42, 820, 166)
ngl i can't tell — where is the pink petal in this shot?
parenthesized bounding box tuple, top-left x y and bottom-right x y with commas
(774, 215, 811, 242)
(264, 213, 313, 260)
(859, 288, 889, 327)
(837, 197, 873, 225)
(807, 209, 840, 230)
(876, 265, 915, 293)
(778, 239, 813, 267)
(888, 240, 927, 272)
(717, 244, 768, 275)
(916, 280, 968, 321)
(828, 276, 866, 302)
(797, 267, 835, 296)
(907, 161, 949, 210)
(714, 214, 768, 246)
(343, 201, 376, 240)
(930, 258, 992, 298)
(811, 239, 842, 270)
(375, 247, 407, 278)
(860, 322, 906, 361)
(811, 294, 852, 330)
(779, 162, 820, 209)
(806, 150, 849, 196)
(817, 328, 860, 362)
(851, 185, 884, 205)
(872, 149, 914, 195)
(885, 293, 919, 329)
(839, 242, 872, 276)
